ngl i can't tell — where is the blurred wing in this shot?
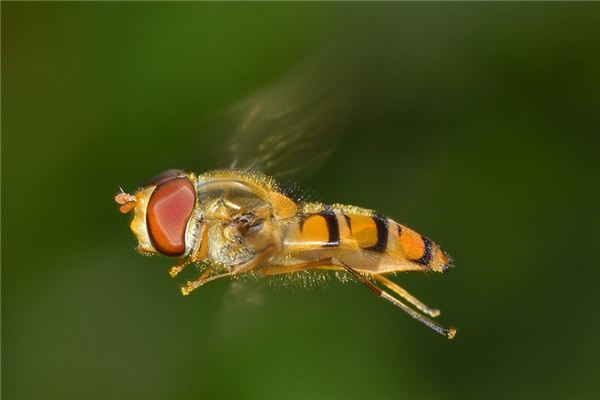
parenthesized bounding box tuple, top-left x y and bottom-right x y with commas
(206, 272, 336, 345)
(206, 279, 268, 345)
(208, 57, 355, 179)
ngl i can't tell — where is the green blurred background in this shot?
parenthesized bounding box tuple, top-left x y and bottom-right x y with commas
(3, 3, 599, 399)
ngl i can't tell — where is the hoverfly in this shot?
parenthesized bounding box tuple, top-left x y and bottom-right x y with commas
(115, 60, 457, 339)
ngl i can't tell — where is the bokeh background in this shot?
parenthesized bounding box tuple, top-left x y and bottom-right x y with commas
(3, 3, 599, 400)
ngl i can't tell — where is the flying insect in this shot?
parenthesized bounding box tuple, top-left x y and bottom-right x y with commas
(115, 61, 457, 339)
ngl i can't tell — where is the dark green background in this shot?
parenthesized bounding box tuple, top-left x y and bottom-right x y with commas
(3, 3, 599, 400)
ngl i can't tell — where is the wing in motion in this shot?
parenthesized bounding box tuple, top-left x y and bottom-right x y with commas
(205, 55, 357, 179)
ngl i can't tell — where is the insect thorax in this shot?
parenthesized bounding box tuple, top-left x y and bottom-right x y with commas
(195, 176, 283, 266)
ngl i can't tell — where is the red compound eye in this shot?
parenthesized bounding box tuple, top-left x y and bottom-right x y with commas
(142, 169, 186, 188)
(147, 177, 196, 256)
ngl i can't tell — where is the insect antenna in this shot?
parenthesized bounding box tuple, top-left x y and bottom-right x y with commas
(114, 188, 136, 214)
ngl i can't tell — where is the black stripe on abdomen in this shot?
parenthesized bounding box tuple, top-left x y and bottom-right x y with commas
(343, 214, 352, 234)
(320, 209, 340, 247)
(366, 214, 388, 252)
(416, 236, 432, 266)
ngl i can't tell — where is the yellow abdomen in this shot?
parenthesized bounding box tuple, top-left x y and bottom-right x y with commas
(282, 205, 452, 273)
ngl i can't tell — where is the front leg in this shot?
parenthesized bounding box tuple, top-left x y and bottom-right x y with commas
(181, 247, 275, 296)
(169, 223, 209, 278)
(169, 258, 193, 278)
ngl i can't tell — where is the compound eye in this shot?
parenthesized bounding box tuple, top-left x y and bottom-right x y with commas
(141, 169, 186, 188)
(147, 177, 196, 256)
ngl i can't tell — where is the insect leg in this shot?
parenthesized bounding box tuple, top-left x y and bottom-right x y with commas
(181, 247, 275, 295)
(170, 224, 209, 277)
(169, 259, 193, 278)
(331, 259, 456, 339)
(259, 259, 339, 276)
(372, 273, 441, 318)
(258, 258, 455, 338)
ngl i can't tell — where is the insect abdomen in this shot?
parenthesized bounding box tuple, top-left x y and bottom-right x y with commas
(283, 205, 452, 273)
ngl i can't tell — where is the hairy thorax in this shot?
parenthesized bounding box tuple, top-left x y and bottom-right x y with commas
(197, 177, 283, 267)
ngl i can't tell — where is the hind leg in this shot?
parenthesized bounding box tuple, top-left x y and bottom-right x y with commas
(372, 273, 440, 318)
(330, 260, 456, 339)
(259, 258, 456, 339)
